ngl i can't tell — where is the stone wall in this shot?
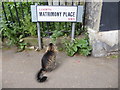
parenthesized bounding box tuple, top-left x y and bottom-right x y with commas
(85, 2, 102, 31)
(0, 2, 2, 48)
(85, 1, 118, 57)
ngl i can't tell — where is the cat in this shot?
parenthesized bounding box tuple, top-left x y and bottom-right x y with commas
(37, 43, 57, 82)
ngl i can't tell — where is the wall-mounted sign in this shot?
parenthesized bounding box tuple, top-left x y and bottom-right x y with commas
(31, 5, 84, 22)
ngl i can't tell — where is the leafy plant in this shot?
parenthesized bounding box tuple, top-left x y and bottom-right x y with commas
(17, 42, 28, 52)
(1, 20, 28, 50)
(1, 2, 36, 50)
(50, 30, 64, 43)
(64, 40, 77, 56)
(63, 34, 92, 56)
(22, 14, 37, 37)
(1, 21, 19, 45)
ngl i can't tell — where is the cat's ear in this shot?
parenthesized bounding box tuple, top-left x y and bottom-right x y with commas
(54, 46, 58, 53)
(45, 47, 49, 52)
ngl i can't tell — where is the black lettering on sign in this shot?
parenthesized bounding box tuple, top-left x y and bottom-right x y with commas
(63, 12, 75, 17)
(39, 12, 42, 16)
(63, 12, 67, 17)
(39, 12, 62, 17)
(68, 12, 75, 17)
(39, 12, 76, 17)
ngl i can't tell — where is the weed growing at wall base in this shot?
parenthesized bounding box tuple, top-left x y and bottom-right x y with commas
(63, 34, 92, 56)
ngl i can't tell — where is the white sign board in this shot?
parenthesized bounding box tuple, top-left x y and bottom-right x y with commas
(31, 5, 84, 22)
(37, 6, 77, 22)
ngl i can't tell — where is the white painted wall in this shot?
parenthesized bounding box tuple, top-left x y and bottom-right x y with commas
(88, 28, 118, 47)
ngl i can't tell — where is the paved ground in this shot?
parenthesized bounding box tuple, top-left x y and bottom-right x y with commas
(1, 48, 118, 88)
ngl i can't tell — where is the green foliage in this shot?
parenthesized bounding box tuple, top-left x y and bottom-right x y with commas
(22, 14, 37, 37)
(1, 20, 28, 51)
(17, 42, 28, 52)
(1, 2, 36, 50)
(63, 40, 77, 56)
(75, 23, 83, 36)
(1, 21, 21, 45)
(1, 2, 88, 54)
(50, 30, 64, 43)
(63, 35, 92, 56)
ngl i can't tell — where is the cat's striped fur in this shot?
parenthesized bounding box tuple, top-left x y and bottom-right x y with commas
(37, 43, 57, 82)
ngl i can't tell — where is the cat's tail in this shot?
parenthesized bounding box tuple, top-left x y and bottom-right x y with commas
(37, 68, 47, 82)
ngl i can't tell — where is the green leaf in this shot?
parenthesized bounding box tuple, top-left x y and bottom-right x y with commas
(72, 45, 78, 52)
(19, 35, 23, 39)
(67, 49, 75, 56)
(79, 49, 91, 56)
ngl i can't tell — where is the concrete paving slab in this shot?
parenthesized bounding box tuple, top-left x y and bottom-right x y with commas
(2, 48, 118, 88)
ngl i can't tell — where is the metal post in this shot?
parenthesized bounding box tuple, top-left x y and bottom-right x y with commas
(2, 2, 8, 22)
(35, 3, 42, 49)
(8, 5, 14, 22)
(71, 23, 75, 42)
(20, 2, 24, 20)
(14, 2, 21, 26)
(71, 0, 76, 42)
(37, 22, 42, 49)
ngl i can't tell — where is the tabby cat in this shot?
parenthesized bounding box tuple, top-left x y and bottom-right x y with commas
(37, 43, 57, 82)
